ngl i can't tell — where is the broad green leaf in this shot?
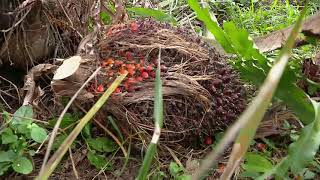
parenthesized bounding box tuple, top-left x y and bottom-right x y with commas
(0, 162, 11, 176)
(12, 156, 33, 174)
(1, 128, 18, 144)
(30, 124, 47, 143)
(0, 150, 16, 162)
(127, 7, 176, 24)
(87, 151, 111, 170)
(242, 153, 273, 173)
(48, 113, 77, 129)
(87, 137, 117, 153)
(11, 105, 33, 126)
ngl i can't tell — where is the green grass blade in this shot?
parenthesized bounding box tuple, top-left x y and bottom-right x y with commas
(136, 50, 163, 180)
(36, 73, 127, 180)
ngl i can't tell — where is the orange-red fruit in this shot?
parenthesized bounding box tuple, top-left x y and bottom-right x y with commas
(108, 71, 114, 77)
(119, 68, 128, 75)
(130, 22, 138, 32)
(204, 136, 213, 145)
(128, 68, 135, 76)
(127, 78, 136, 84)
(146, 65, 153, 72)
(139, 67, 145, 73)
(218, 164, 225, 173)
(141, 72, 149, 79)
(96, 84, 104, 92)
(150, 71, 156, 78)
(135, 76, 143, 82)
(114, 87, 122, 94)
(115, 60, 124, 66)
(256, 143, 266, 151)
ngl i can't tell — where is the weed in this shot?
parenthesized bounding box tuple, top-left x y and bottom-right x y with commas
(0, 105, 47, 175)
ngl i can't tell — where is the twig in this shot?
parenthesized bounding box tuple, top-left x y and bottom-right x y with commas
(0, 76, 21, 104)
(38, 67, 101, 176)
(69, 148, 80, 179)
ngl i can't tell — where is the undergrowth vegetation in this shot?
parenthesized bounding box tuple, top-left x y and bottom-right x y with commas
(1, 0, 320, 179)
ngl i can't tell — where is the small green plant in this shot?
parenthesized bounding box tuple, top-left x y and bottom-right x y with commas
(85, 136, 117, 170)
(0, 105, 47, 175)
(168, 162, 191, 180)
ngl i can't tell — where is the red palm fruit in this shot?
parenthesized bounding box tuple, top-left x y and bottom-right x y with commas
(141, 71, 149, 79)
(218, 164, 225, 173)
(150, 71, 156, 78)
(125, 52, 133, 60)
(96, 84, 104, 92)
(119, 68, 128, 75)
(130, 22, 138, 32)
(256, 143, 266, 151)
(126, 64, 136, 70)
(115, 60, 124, 66)
(139, 67, 145, 73)
(135, 76, 143, 82)
(204, 136, 213, 145)
(108, 71, 114, 77)
(146, 65, 153, 72)
(127, 78, 136, 84)
(107, 58, 114, 64)
(135, 63, 141, 69)
(114, 87, 122, 94)
(128, 68, 135, 76)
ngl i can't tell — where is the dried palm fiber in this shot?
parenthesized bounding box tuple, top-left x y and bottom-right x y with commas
(54, 18, 247, 144)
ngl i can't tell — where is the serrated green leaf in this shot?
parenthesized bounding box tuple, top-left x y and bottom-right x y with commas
(11, 105, 33, 126)
(12, 156, 33, 174)
(127, 7, 176, 24)
(87, 151, 111, 170)
(1, 128, 18, 144)
(30, 124, 47, 143)
(87, 137, 117, 153)
(0, 150, 16, 162)
(242, 153, 273, 173)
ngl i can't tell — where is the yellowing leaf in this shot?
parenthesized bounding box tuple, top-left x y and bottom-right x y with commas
(53, 56, 82, 80)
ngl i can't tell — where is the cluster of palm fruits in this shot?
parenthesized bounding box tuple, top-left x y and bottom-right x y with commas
(88, 49, 167, 94)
